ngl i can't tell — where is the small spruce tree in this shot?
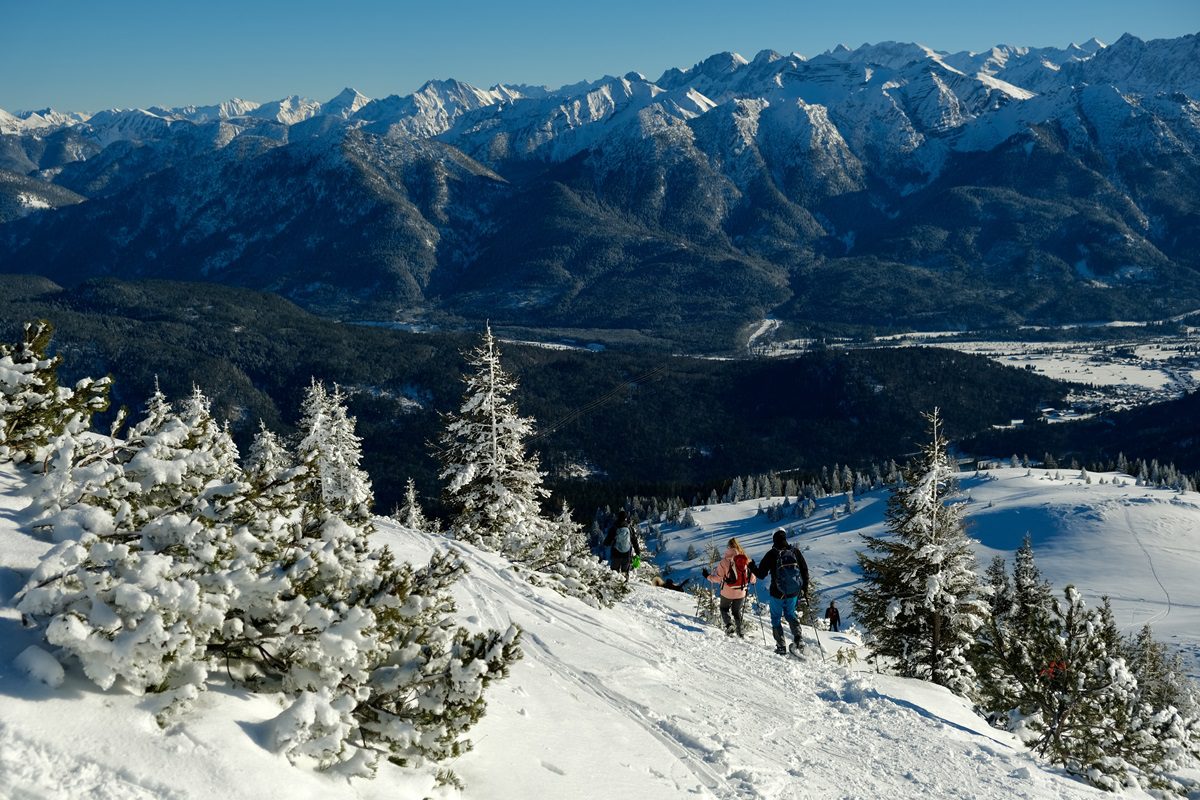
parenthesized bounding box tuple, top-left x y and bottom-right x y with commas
(853, 408, 987, 695)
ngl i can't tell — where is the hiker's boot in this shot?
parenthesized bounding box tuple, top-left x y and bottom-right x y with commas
(773, 626, 787, 655)
(736, 626, 745, 639)
(725, 624, 735, 637)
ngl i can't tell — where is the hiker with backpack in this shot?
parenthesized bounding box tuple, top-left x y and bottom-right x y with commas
(824, 600, 841, 632)
(701, 537, 757, 637)
(604, 511, 641, 577)
(749, 529, 810, 655)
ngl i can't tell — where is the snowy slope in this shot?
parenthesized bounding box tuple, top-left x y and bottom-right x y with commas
(0, 460, 1140, 799)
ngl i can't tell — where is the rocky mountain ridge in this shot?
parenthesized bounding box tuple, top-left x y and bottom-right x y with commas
(2, 33, 1198, 351)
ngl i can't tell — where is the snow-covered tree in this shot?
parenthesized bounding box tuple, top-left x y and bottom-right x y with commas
(853, 408, 986, 695)
(0, 320, 110, 465)
(436, 327, 628, 606)
(973, 542, 1200, 794)
(393, 477, 432, 531)
(436, 326, 548, 554)
(296, 380, 373, 524)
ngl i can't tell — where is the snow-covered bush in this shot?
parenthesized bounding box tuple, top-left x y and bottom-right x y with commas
(18, 380, 521, 784)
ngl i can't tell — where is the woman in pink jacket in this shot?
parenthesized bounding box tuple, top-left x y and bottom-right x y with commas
(702, 537, 757, 637)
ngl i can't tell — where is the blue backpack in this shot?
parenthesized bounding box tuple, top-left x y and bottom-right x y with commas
(613, 526, 633, 554)
(773, 547, 804, 598)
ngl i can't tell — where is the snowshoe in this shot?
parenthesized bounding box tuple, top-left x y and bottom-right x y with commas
(775, 643, 787, 655)
(788, 642, 804, 658)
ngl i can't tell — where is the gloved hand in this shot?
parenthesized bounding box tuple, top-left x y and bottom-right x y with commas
(701, 568, 710, 578)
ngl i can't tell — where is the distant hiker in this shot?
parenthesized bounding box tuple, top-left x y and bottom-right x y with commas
(825, 600, 841, 633)
(604, 511, 641, 577)
(749, 529, 810, 655)
(701, 537, 757, 637)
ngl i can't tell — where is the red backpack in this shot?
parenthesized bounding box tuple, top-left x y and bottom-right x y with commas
(726, 553, 750, 589)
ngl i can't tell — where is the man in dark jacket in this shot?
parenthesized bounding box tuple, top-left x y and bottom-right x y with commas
(825, 600, 841, 633)
(749, 529, 810, 655)
(603, 510, 641, 577)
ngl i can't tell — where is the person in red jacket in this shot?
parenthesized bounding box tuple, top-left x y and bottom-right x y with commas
(702, 537, 757, 637)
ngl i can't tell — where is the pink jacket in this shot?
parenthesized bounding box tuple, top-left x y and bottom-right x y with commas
(707, 547, 756, 600)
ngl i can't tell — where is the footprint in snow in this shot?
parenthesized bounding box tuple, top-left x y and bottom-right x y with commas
(540, 760, 566, 776)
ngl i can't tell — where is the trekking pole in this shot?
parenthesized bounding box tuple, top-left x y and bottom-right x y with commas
(801, 589, 827, 660)
(753, 583, 767, 645)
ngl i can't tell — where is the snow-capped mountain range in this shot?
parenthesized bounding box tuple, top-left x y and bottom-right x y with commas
(1, 32, 1199, 350)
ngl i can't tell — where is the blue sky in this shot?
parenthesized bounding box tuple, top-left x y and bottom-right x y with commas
(2, 0, 1197, 112)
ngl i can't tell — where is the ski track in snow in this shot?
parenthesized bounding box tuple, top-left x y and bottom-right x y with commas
(1122, 506, 1173, 627)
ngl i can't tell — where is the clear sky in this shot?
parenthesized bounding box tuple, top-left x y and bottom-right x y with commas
(2, 0, 1197, 112)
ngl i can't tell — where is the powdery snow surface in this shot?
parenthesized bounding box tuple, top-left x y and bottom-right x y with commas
(0, 461, 1175, 799)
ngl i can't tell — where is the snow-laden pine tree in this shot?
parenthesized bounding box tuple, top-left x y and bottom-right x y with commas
(436, 325, 548, 554)
(436, 326, 629, 605)
(972, 541, 1200, 795)
(19, 386, 242, 700)
(973, 535, 1058, 716)
(296, 380, 373, 524)
(393, 476, 432, 531)
(0, 320, 110, 465)
(853, 408, 986, 695)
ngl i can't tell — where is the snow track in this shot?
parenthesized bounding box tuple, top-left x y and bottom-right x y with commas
(1123, 506, 1173, 626)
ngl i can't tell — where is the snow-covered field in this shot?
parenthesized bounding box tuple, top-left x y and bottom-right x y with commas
(756, 332, 1200, 412)
(1, 463, 1196, 798)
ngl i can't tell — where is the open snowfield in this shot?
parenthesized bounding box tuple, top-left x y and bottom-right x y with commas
(755, 331, 1200, 412)
(1, 463, 1196, 798)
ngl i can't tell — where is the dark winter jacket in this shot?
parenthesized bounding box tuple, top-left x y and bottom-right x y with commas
(603, 522, 642, 556)
(824, 605, 841, 628)
(750, 544, 809, 600)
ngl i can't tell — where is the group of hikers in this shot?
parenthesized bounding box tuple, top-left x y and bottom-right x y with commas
(604, 512, 841, 656)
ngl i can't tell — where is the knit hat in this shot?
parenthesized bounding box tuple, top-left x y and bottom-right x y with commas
(772, 529, 788, 547)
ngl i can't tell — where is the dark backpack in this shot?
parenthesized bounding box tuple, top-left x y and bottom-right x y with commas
(613, 526, 633, 554)
(772, 547, 804, 598)
(726, 553, 750, 589)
